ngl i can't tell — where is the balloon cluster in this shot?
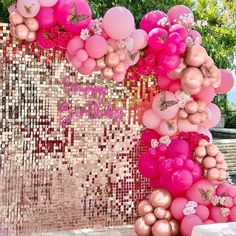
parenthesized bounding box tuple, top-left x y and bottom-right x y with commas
(134, 189, 179, 236)
(194, 139, 228, 183)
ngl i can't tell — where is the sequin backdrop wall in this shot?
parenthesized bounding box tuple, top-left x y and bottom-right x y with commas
(0, 23, 157, 235)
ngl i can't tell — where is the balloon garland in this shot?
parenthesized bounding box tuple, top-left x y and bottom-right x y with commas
(7, 0, 235, 235)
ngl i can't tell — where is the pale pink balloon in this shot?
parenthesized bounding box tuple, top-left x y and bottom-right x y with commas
(127, 50, 140, 66)
(159, 120, 178, 136)
(215, 69, 234, 94)
(67, 36, 84, 56)
(76, 49, 89, 62)
(131, 29, 148, 50)
(206, 144, 218, 156)
(144, 213, 157, 226)
(155, 208, 168, 220)
(210, 206, 229, 223)
(197, 127, 213, 143)
(85, 35, 108, 59)
(170, 198, 188, 220)
(9, 12, 24, 26)
(180, 215, 202, 236)
(38, 0, 58, 7)
(113, 73, 126, 83)
(178, 119, 198, 132)
(103, 7, 135, 40)
(152, 91, 179, 120)
(17, 0, 40, 18)
(189, 30, 202, 45)
(196, 205, 209, 221)
(194, 86, 215, 104)
(200, 103, 221, 129)
(143, 109, 161, 129)
(36, 7, 56, 29)
(202, 156, 216, 169)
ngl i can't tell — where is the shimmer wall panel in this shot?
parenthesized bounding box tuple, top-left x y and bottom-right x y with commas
(0, 23, 156, 235)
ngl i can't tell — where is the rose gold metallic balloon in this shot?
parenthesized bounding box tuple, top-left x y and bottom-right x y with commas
(96, 57, 106, 69)
(154, 207, 166, 219)
(202, 77, 211, 87)
(168, 58, 187, 79)
(14, 24, 29, 40)
(151, 220, 172, 236)
(9, 11, 24, 26)
(149, 189, 172, 209)
(116, 49, 127, 61)
(199, 139, 209, 146)
(164, 210, 172, 221)
(215, 152, 224, 163)
(195, 146, 207, 158)
(206, 144, 218, 156)
(219, 161, 228, 170)
(185, 101, 199, 114)
(195, 156, 203, 164)
(178, 109, 188, 119)
(24, 18, 39, 32)
(134, 217, 152, 236)
(169, 219, 180, 236)
(197, 100, 206, 113)
(207, 168, 220, 180)
(107, 45, 114, 53)
(185, 45, 208, 67)
(105, 52, 120, 68)
(114, 62, 126, 74)
(203, 156, 217, 169)
(144, 212, 157, 226)
(101, 67, 114, 79)
(218, 169, 227, 181)
(189, 112, 201, 125)
(138, 200, 154, 216)
(26, 31, 36, 42)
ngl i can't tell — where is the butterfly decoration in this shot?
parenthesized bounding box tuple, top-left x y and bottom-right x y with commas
(166, 120, 176, 131)
(24, 4, 33, 14)
(158, 91, 178, 111)
(67, 3, 89, 25)
(198, 187, 214, 202)
(128, 51, 139, 62)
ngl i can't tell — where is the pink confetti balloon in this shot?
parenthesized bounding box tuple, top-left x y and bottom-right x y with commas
(17, 0, 40, 18)
(215, 69, 234, 94)
(103, 7, 135, 40)
(36, 7, 56, 29)
(55, 0, 92, 33)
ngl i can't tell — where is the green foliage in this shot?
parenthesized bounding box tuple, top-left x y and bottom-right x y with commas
(225, 112, 236, 128)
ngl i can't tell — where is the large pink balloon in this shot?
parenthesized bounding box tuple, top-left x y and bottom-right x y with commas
(193, 86, 215, 104)
(143, 109, 162, 129)
(67, 36, 84, 56)
(152, 91, 179, 120)
(166, 138, 190, 159)
(181, 215, 202, 236)
(103, 7, 135, 40)
(85, 35, 108, 59)
(17, 0, 40, 18)
(36, 7, 56, 29)
(55, 0, 92, 33)
(178, 119, 198, 132)
(215, 69, 234, 94)
(170, 198, 188, 220)
(140, 10, 169, 33)
(171, 169, 193, 191)
(196, 205, 209, 221)
(200, 103, 221, 129)
(186, 179, 215, 206)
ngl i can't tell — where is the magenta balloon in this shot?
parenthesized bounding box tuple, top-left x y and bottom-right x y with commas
(210, 206, 229, 223)
(158, 52, 180, 72)
(171, 169, 193, 191)
(193, 86, 215, 104)
(200, 103, 221, 129)
(55, 0, 92, 33)
(140, 10, 169, 33)
(189, 30, 202, 45)
(148, 28, 168, 51)
(140, 129, 160, 147)
(158, 159, 173, 177)
(191, 163, 203, 182)
(180, 215, 203, 236)
(103, 7, 135, 40)
(169, 80, 181, 92)
(138, 151, 159, 179)
(170, 198, 188, 220)
(169, 24, 188, 41)
(36, 7, 56, 29)
(186, 179, 215, 205)
(166, 138, 190, 159)
(157, 76, 171, 90)
(215, 69, 234, 94)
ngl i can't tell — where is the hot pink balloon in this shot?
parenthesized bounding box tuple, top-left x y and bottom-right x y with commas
(55, 0, 92, 33)
(85, 35, 108, 59)
(140, 129, 161, 147)
(178, 119, 198, 132)
(148, 28, 168, 50)
(200, 103, 221, 129)
(170, 198, 188, 220)
(152, 91, 179, 120)
(196, 205, 209, 221)
(186, 179, 215, 205)
(158, 52, 180, 72)
(197, 127, 213, 143)
(143, 109, 161, 129)
(191, 163, 203, 182)
(39, 0, 58, 7)
(193, 86, 215, 104)
(17, 0, 40, 18)
(172, 169, 193, 191)
(140, 10, 169, 33)
(215, 69, 234, 94)
(36, 7, 56, 29)
(181, 215, 202, 236)
(169, 80, 181, 92)
(169, 24, 188, 41)
(157, 76, 171, 90)
(210, 206, 229, 223)
(36, 30, 55, 49)
(131, 29, 148, 50)
(103, 7, 135, 40)
(67, 36, 84, 56)
(167, 138, 190, 159)
(189, 30, 202, 45)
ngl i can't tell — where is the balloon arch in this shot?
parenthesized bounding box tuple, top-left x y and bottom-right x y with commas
(7, 0, 236, 235)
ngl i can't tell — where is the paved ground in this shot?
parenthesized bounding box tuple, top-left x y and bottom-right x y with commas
(33, 226, 136, 236)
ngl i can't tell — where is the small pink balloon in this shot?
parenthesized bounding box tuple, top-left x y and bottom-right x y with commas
(154, 207, 166, 219)
(148, 28, 168, 50)
(15, 24, 29, 40)
(189, 30, 202, 45)
(77, 65, 94, 75)
(195, 146, 207, 158)
(113, 73, 126, 83)
(35, 7, 56, 29)
(206, 144, 218, 156)
(178, 119, 198, 132)
(71, 57, 82, 68)
(203, 156, 217, 169)
(38, 0, 58, 7)
(180, 215, 202, 236)
(105, 52, 120, 68)
(196, 205, 209, 221)
(144, 213, 157, 226)
(114, 62, 126, 74)
(215, 69, 234, 94)
(210, 206, 229, 223)
(169, 24, 188, 41)
(9, 12, 24, 26)
(185, 101, 199, 114)
(17, 0, 40, 18)
(207, 168, 220, 181)
(194, 86, 215, 104)
(138, 200, 154, 216)
(230, 206, 236, 221)
(103, 7, 135, 40)
(24, 18, 39, 32)
(170, 198, 188, 220)
(67, 36, 84, 56)
(85, 35, 108, 59)
(185, 45, 208, 67)
(131, 29, 148, 50)
(143, 109, 161, 129)
(76, 49, 89, 62)
(152, 220, 172, 236)
(169, 80, 181, 93)
(83, 58, 96, 71)
(101, 67, 114, 79)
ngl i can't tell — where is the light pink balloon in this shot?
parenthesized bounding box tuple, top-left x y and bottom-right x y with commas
(170, 198, 188, 220)
(71, 57, 82, 68)
(180, 215, 202, 236)
(159, 120, 178, 136)
(67, 36, 84, 56)
(131, 29, 148, 50)
(152, 91, 179, 120)
(189, 30, 202, 45)
(36, 7, 56, 29)
(85, 35, 108, 59)
(215, 69, 234, 94)
(76, 49, 89, 62)
(200, 103, 221, 129)
(143, 109, 161, 129)
(103, 7, 135, 40)
(113, 73, 126, 83)
(38, 0, 58, 7)
(178, 119, 198, 132)
(17, 0, 40, 18)
(193, 86, 215, 104)
(197, 127, 213, 143)
(196, 205, 209, 221)
(127, 51, 140, 66)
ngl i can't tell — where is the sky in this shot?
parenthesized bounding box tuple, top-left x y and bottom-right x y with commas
(227, 71, 236, 105)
